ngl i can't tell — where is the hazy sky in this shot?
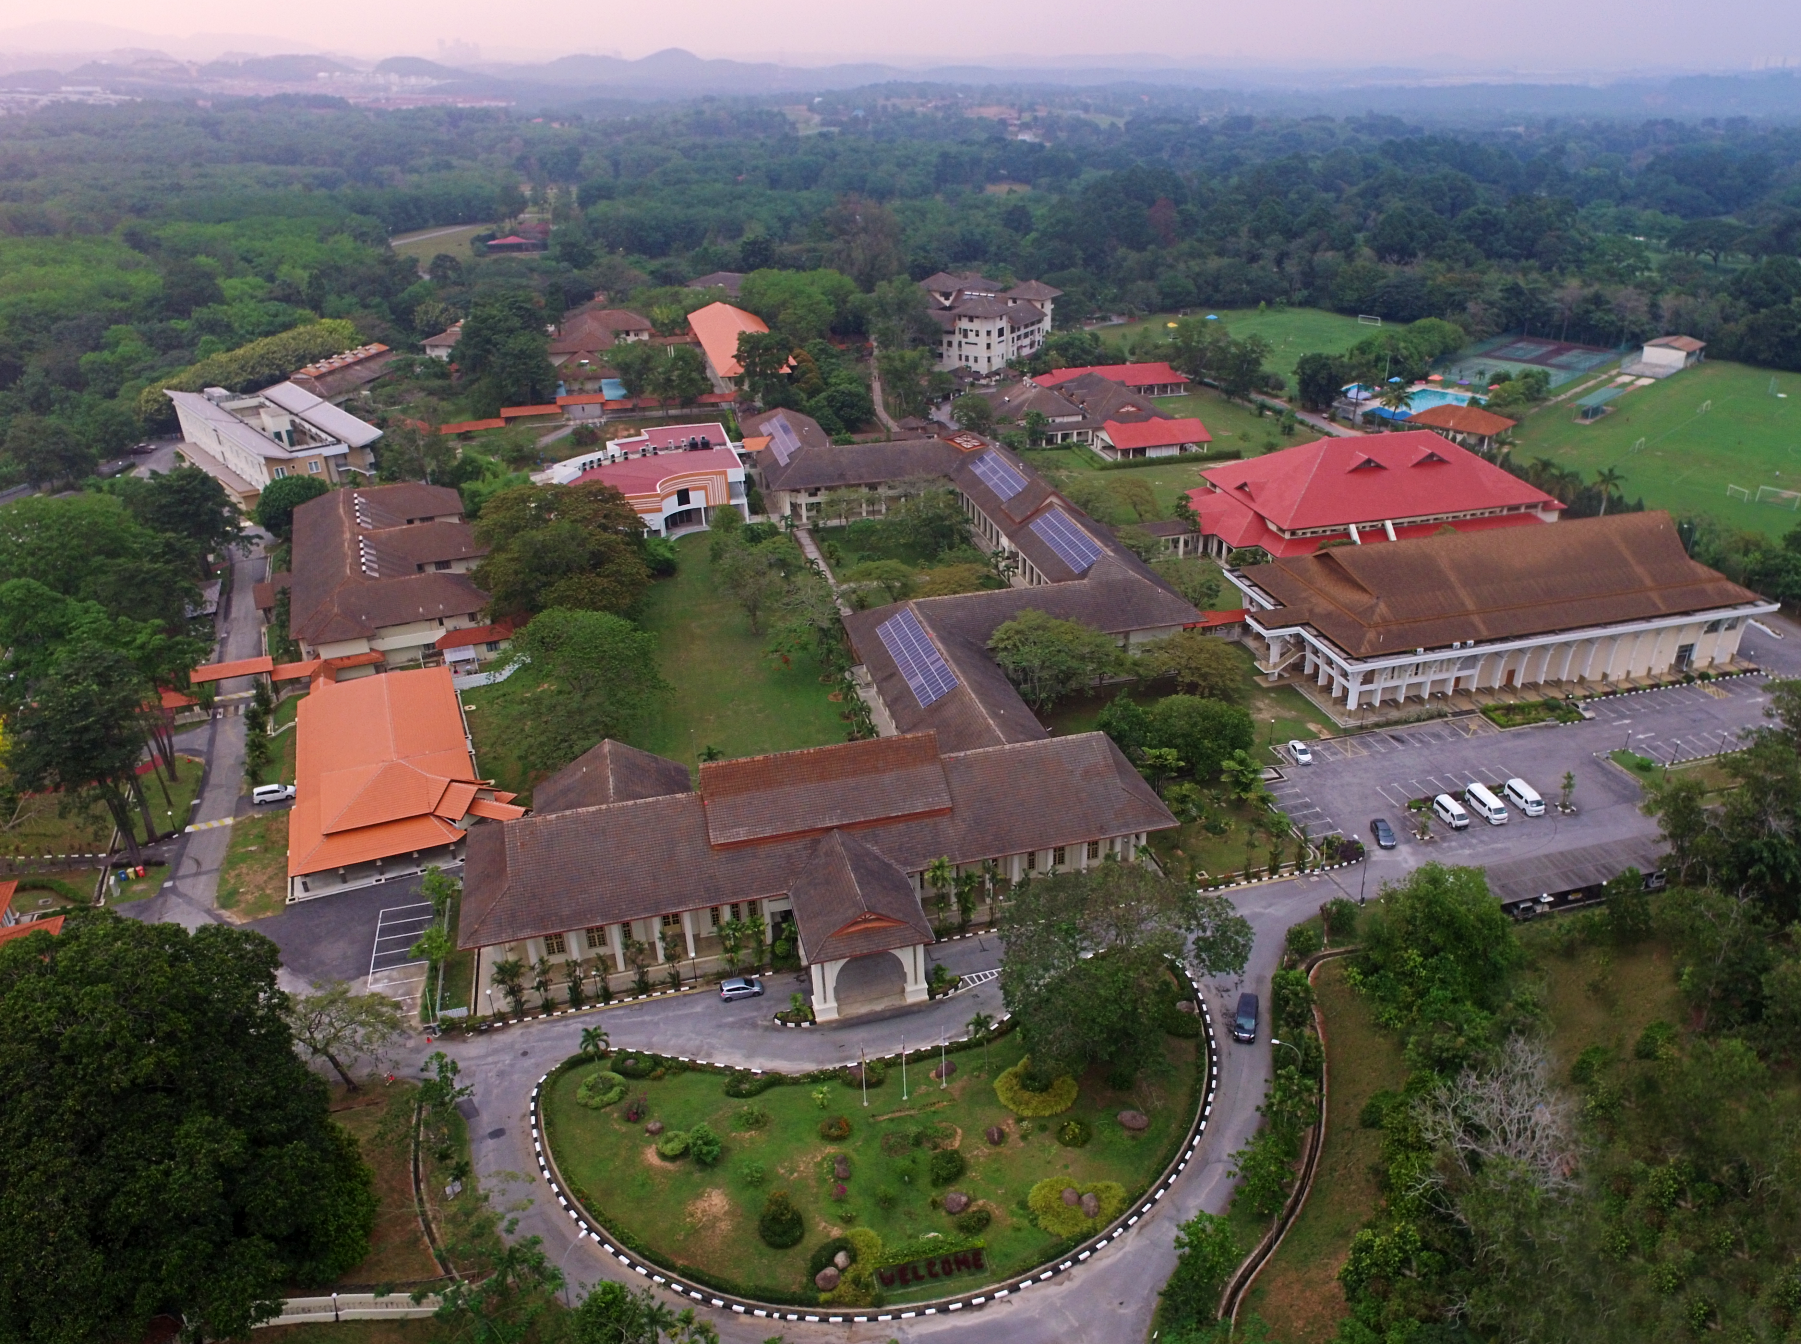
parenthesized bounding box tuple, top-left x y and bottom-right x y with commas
(3, 1, 1799, 73)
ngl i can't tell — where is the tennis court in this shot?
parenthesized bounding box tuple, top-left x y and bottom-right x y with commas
(1436, 334, 1621, 390)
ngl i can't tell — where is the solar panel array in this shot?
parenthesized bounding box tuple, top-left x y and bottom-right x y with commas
(766, 416, 802, 466)
(875, 608, 959, 709)
(1030, 508, 1104, 575)
(969, 450, 1027, 502)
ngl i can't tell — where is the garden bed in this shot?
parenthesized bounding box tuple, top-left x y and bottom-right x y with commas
(1479, 698, 1584, 728)
(541, 1024, 1202, 1307)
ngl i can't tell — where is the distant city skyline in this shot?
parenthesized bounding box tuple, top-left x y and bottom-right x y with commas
(0, 4, 1796, 79)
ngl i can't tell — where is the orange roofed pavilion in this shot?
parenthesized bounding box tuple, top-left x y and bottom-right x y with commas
(287, 666, 523, 902)
(687, 301, 768, 380)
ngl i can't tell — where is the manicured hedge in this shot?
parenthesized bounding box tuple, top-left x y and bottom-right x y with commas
(992, 1056, 1078, 1117)
(136, 320, 362, 429)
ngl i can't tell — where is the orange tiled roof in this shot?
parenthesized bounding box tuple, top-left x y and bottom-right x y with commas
(0, 915, 63, 948)
(687, 301, 768, 379)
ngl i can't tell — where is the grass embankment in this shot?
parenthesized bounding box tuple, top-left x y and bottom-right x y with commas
(217, 812, 289, 921)
(543, 1027, 1198, 1303)
(1508, 359, 1800, 536)
(1241, 960, 1408, 1342)
(1246, 931, 1686, 1341)
(330, 1085, 441, 1286)
(388, 224, 489, 269)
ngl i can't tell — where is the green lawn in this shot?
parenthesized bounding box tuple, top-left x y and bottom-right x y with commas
(1508, 359, 1801, 536)
(1242, 960, 1408, 1344)
(815, 517, 942, 567)
(1101, 307, 1371, 370)
(389, 223, 489, 269)
(543, 1027, 1198, 1304)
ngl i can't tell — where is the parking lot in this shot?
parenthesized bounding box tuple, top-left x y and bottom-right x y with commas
(247, 872, 433, 1001)
(1266, 674, 1776, 874)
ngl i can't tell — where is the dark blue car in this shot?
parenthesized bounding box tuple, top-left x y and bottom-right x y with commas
(1371, 818, 1396, 850)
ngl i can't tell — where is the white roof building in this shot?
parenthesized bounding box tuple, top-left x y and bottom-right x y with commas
(167, 381, 381, 509)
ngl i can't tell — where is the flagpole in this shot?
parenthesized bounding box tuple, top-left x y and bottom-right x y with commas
(901, 1039, 908, 1100)
(940, 1027, 947, 1089)
(860, 1046, 868, 1107)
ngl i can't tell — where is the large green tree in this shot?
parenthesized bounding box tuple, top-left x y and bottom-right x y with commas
(999, 862, 1250, 1083)
(1145, 695, 1255, 785)
(252, 474, 331, 541)
(98, 465, 242, 577)
(0, 493, 198, 628)
(490, 607, 668, 777)
(988, 608, 1123, 711)
(0, 911, 376, 1344)
(472, 481, 654, 620)
(4, 414, 99, 489)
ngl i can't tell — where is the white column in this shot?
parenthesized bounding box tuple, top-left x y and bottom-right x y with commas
(651, 919, 668, 964)
(681, 910, 698, 960)
(609, 923, 626, 974)
(900, 945, 929, 1004)
(812, 958, 846, 1022)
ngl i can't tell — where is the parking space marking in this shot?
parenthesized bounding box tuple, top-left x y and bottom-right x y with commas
(370, 902, 434, 977)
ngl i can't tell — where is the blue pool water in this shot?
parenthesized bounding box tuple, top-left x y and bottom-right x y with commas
(601, 378, 628, 400)
(1343, 384, 1485, 420)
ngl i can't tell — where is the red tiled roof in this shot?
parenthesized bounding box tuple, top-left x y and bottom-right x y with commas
(1648, 334, 1706, 352)
(1186, 609, 1247, 628)
(573, 446, 740, 500)
(189, 656, 275, 684)
(160, 687, 198, 710)
(500, 404, 562, 420)
(687, 301, 769, 379)
(1191, 431, 1560, 539)
(556, 393, 611, 406)
(1103, 416, 1211, 450)
(0, 915, 63, 949)
(435, 621, 514, 651)
(1033, 362, 1187, 390)
(439, 419, 507, 435)
(1405, 403, 1518, 436)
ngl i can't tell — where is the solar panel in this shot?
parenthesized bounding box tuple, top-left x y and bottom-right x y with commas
(1030, 508, 1103, 575)
(875, 608, 959, 709)
(969, 450, 1026, 502)
(767, 416, 802, 466)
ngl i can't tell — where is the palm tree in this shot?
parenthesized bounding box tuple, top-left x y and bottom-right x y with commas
(579, 1025, 610, 1062)
(1376, 380, 1415, 426)
(966, 1011, 995, 1073)
(925, 856, 955, 929)
(1593, 467, 1626, 515)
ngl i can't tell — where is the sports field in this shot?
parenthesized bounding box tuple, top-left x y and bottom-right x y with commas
(1511, 359, 1801, 536)
(1100, 307, 1370, 369)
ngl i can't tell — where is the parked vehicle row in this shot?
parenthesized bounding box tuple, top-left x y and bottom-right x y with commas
(1369, 776, 1549, 844)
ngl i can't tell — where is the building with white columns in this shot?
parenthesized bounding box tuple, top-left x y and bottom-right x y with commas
(1226, 511, 1777, 711)
(458, 732, 1172, 1021)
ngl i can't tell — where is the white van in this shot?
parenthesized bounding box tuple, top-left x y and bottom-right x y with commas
(251, 783, 295, 806)
(1463, 782, 1509, 826)
(1431, 793, 1470, 830)
(1503, 778, 1545, 817)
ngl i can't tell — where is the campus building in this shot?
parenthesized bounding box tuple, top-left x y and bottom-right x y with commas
(283, 483, 494, 669)
(167, 382, 381, 510)
(538, 422, 749, 536)
(688, 301, 768, 385)
(1227, 512, 1778, 711)
(457, 732, 1172, 1020)
(1181, 430, 1562, 561)
(922, 272, 1061, 373)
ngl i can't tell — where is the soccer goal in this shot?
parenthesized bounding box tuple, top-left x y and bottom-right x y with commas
(1757, 485, 1801, 510)
(1630, 437, 1646, 454)
(1357, 314, 1383, 327)
(1728, 484, 1752, 502)
(1699, 400, 1713, 415)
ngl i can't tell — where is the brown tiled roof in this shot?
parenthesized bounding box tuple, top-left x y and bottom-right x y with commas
(1243, 511, 1767, 658)
(289, 485, 489, 647)
(1005, 280, 1064, 301)
(549, 309, 653, 356)
(982, 382, 1083, 421)
(700, 734, 952, 847)
(1647, 334, 1706, 352)
(532, 739, 693, 815)
(456, 730, 1173, 951)
(758, 437, 957, 492)
(742, 407, 834, 453)
(252, 570, 292, 612)
(788, 829, 935, 963)
(845, 563, 1198, 751)
(687, 271, 745, 295)
(1405, 403, 1518, 436)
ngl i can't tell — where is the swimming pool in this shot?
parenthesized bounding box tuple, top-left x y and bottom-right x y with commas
(1343, 384, 1485, 420)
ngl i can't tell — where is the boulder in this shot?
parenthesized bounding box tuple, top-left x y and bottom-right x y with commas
(832, 1156, 851, 1180)
(814, 1267, 841, 1291)
(930, 1059, 957, 1080)
(645, 1120, 664, 1136)
(1080, 1192, 1101, 1219)
(984, 1125, 1006, 1146)
(943, 1191, 971, 1215)
(1061, 1186, 1080, 1207)
(1117, 1110, 1150, 1132)
(833, 1250, 852, 1271)
(1175, 999, 1197, 1014)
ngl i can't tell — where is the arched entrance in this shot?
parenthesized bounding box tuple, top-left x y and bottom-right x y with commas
(831, 951, 908, 1016)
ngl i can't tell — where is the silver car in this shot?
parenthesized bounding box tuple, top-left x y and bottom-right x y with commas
(718, 976, 764, 1001)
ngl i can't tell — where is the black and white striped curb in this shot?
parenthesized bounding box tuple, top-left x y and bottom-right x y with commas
(1201, 856, 1363, 893)
(528, 978, 1220, 1324)
(461, 984, 704, 1031)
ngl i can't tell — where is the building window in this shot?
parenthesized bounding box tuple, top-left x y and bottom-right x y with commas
(729, 903, 741, 922)
(585, 927, 607, 949)
(676, 487, 691, 507)
(308, 460, 322, 473)
(709, 906, 721, 928)
(661, 913, 682, 929)
(1704, 619, 1723, 633)
(435, 560, 452, 571)
(1053, 846, 1066, 867)
(1726, 617, 1741, 630)
(1087, 840, 1101, 861)
(272, 467, 288, 478)
(1024, 850, 1037, 872)
(544, 933, 567, 956)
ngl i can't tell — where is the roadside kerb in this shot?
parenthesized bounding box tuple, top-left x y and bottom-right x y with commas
(530, 966, 1220, 1324)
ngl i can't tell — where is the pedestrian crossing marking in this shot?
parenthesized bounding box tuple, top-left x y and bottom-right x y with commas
(185, 816, 236, 832)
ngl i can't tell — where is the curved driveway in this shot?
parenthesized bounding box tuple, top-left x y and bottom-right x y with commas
(420, 870, 1349, 1342)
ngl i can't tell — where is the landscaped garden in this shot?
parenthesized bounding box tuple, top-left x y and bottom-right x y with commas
(1479, 696, 1586, 728)
(541, 1014, 1203, 1307)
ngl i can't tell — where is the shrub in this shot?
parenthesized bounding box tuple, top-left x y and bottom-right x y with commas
(688, 1122, 723, 1167)
(725, 1069, 783, 1097)
(874, 1187, 898, 1210)
(808, 1235, 856, 1279)
(1162, 1005, 1202, 1038)
(955, 1206, 993, 1235)
(994, 1056, 1078, 1117)
(656, 1130, 691, 1160)
(929, 1148, 965, 1185)
(575, 1070, 627, 1109)
(737, 1159, 767, 1186)
(819, 1227, 884, 1307)
(1636, 1020, 1679, 1060)
(1285, 923, 1324, 961)
(1026, 1179, 1128, 1236)
(732, 1104, 770, 1130)
(819, 1115, 852, 1141)
(615, 1053, 657, 1079)
(1056, 1118, 1093, 1148)
(879, 1131, 915, 1157)
(839, 1060, 886, 1088)
(759, 1190, 805, 1249)
(1322, 897, 1360, 943)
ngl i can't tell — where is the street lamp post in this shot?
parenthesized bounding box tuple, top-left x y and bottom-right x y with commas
(1271, 1038, 1304, 1067)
